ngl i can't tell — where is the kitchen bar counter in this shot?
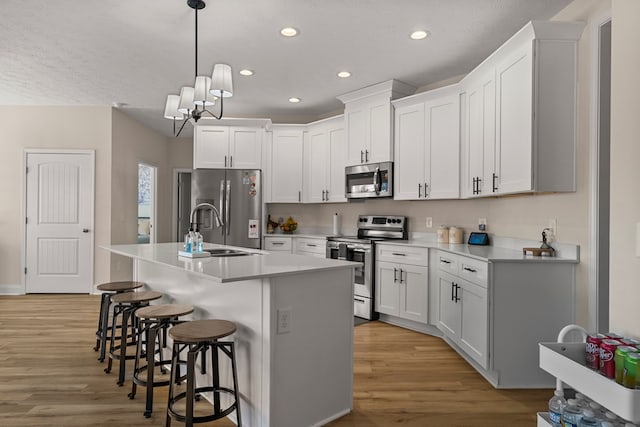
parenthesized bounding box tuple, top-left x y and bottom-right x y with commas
(102, 243, 357, 427)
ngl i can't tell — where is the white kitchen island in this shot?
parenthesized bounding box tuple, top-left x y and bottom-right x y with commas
(102, 242, 357, 427)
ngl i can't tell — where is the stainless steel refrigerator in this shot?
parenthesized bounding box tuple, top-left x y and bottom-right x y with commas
(191, 169, 261, 249)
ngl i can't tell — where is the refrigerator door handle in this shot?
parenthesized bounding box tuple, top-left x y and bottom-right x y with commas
(225, 180, 231, 235)
(219, 180, 225, 236)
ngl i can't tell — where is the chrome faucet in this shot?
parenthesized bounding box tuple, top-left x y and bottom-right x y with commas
(190, 202, 224, 229)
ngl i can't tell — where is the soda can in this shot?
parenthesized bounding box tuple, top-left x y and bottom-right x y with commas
(615, 346, 638, 384)
(606, 332, 624, 340)
(620, 338, 640, 346)
(623, 352, 640, 388)
(586, 333, 607, 370)
(600, 339, 622, 378)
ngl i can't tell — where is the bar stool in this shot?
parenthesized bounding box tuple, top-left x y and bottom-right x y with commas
(105, 290, 163, 386)
(129, 304, 194, 418)
(166, 319, 242, 427)
(94, 281, 144, 362)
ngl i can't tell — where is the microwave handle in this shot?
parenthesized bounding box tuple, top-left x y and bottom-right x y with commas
(373, 167, 381, 195)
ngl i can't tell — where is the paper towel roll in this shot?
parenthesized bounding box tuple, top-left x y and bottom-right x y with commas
(333, 213, 341, 236)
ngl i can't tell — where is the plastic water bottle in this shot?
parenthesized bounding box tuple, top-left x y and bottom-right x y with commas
(579, 409, 601, 427)
(562, 399, 584, 427)
(549, 389, 567, 426)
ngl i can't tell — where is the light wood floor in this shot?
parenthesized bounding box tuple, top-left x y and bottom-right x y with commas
(0, 294, 549, 426)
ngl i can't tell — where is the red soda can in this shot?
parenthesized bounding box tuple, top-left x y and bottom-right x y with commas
(600, 339, 622, 378)
(606, 332, 624, 340)
(586, 333, 607, 369)
(620, 338, 640, 346)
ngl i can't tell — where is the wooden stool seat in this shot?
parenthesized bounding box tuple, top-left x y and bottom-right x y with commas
(111, 291, 163, 304)
(135, 304, 194, 320)
(96, 280, 144, 292)
(169, 319, 236, 343)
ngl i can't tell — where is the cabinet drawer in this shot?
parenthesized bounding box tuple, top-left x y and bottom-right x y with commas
(376, 245, 428, 266)
(294, 237, 326, 256)
(458, 257, 488, 288)
(264, 236, 292, 252)
(436, 252, 459, 275)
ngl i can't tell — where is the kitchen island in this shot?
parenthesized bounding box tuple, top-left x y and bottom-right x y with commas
(102, 242, 358, 427)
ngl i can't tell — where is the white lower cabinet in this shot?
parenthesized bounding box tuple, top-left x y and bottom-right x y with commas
(293, 237, 326, 258)
(263, 236, 293, 253)
(437, 270, 488, 369)
(375, 245, 428, 324)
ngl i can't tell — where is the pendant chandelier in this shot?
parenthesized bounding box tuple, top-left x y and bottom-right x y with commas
(163, 0, 233, 137)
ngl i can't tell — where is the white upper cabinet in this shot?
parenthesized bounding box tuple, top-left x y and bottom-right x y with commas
(194, 125, 263, 170)
(393, 85, 460, 200)
(460, 20, 585, 197)
(337, 80, 415, 166)
(304, 116, 347, 203)
(461, 70, 496, 198)
(269, 126, 305, 203)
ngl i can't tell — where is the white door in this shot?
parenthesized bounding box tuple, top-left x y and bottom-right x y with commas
(193, 126, 229, 169)
(229, 127, 261, 169)
(394, 103, 425, 200)
(327, 125, 346, 202)
(307, 127, 329, 203)
(25, 152, 94, 293)
(425, 94, 460, 199)
(375, 261, 399, 316)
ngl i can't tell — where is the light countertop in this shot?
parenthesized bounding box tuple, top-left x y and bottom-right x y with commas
(102, 242, 358, 283)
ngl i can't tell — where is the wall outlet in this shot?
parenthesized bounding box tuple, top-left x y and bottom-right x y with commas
(425, 217, 433, 228)
(277, 307, 292, 334)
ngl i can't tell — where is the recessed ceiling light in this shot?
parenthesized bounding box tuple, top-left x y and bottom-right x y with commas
(280, 27, 299, 37)
(239, 69, 254, 76)
(337, 71, 351, 78)
(289, 97, 301, 103)
(410, 30, 430, 40)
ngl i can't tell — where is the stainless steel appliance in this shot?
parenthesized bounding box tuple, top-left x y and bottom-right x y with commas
(345, 161, 393, 199)
(191, 169, 262, 249)
(327, 215, 407, 320)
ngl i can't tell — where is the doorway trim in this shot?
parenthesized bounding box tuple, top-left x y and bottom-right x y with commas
(588, 9, 612, 332)
(22, 148, 95, 294)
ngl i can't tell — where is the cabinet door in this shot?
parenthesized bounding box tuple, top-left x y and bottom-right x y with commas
(375, 261, 399, 316)
(229, 127, 261, 169)
(271, 129, 304, 202)
(345, 102, 367, 165)
(399, 264, 428, 323)
(327, 125, 347, 202)
(459, 279, 489, 369)
(306, 127, 329, 203)
(437, 272, 460, 341)
(393, 103, 425, 200)
(495, 42, 533, 194)
(425, 94, 460, 199)
(193, 127, 229, 169)
(367, 99, 392, 164)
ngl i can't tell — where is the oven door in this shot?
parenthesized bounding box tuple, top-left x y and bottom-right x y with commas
(327, 241, 372, 298)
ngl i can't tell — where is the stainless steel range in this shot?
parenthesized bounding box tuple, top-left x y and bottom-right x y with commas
(326, 215, 408, 320)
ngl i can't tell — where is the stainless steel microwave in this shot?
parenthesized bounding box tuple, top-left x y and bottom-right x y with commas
(345, 161, 393, 199)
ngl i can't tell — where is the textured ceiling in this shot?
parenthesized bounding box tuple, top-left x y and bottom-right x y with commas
(1, 0, 572, 138)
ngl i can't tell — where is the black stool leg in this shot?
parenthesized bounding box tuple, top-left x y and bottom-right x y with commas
(105, 303, 121, 374)
(97, 292, 113, 362)
(166, 342, 179, 427)
(117, 306, 133, 386)
(186, 344, 197, 427)
(229, 342, 242, 427)
(143, 321, 160, 417)
(211, 341, 221, 414)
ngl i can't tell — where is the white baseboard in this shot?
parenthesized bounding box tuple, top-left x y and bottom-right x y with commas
(0, 284, 25, 295)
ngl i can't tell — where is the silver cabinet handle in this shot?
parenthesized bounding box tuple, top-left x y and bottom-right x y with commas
(463, 267, 477, 273)
(451, 283, 455, 301)
(298, 191, 301, 202)
(398, 268, 404, 284)
(230, 156, 233, 168)
(492, 173, 498, 192)
(440, 259, 451, 264)
(224, 155, 228, 168)
(454, 284, 461, 302)
(424, 182, 429, 197)
(391, 252, 407, 256)
(360, 150, 364, 163)
(325, 189, 329, 200)
(393, 268, 398, 283)
(418, 183, 422, 198)
(307, 243, 317, 247)
(365, 150, 369, 162)
(272, 242, 285, 245)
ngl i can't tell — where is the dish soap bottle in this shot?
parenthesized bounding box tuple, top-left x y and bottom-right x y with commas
(195, 227, 204, 253)
(184, 226, 194, 253)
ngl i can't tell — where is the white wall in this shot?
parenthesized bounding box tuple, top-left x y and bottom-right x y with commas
(268, 0, 612, 330)
(0, 106, 112, 292)
(609, 0, 640, 337)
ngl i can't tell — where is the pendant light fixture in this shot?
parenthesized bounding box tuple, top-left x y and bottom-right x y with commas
(164, 0, 233, 137)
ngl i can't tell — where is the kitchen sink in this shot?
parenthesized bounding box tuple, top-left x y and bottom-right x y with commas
(203, 248, 255, 257)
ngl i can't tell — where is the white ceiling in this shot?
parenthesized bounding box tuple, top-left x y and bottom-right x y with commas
(1, 0, 572, 138)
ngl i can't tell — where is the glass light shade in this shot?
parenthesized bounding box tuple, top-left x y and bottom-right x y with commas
(193, 76, 216, 107)
(177, 86, 195, 114)
(210, 64, 233, 98)
(163, 95, 183, 119)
